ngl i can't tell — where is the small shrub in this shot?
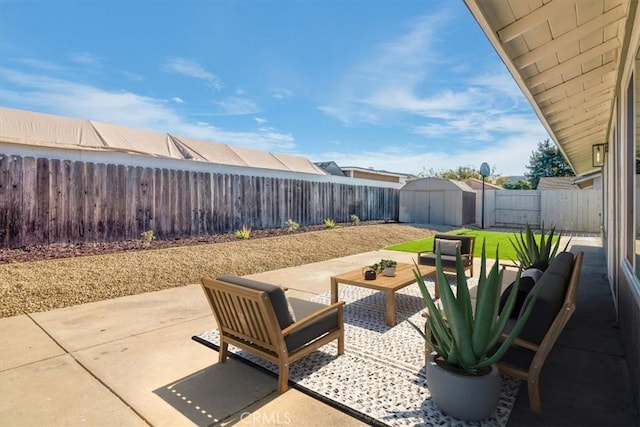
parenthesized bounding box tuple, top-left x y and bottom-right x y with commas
(235, 225, 252, 239)
(285, 219, 299, 232)
(140, 230, 156, 243)
(350, 214, 360, 225)
(324, 218, 336, 229)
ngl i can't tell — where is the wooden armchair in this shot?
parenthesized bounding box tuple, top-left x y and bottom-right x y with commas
(200, 275, 345, 393)
(418, 234, 476, 277)
(497, 251, 584, 412)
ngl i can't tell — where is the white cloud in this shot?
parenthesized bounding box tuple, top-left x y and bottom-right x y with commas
(164, 57, 223, 90)
(69, 52, 102, 67)
(318, 13, 444, 124)
(361, 88, 477, 117)
(272, 87, 293, 99)
(317, 105, 381, 125)
(314, 9, 547, 176)
(255, 117, 268, 124)
(13, 58, 64, 71)
(212, 96, 261, 115)
(468, 71, 523, 101)
(310, 135, 540, 177)
(0, 67, 294, 152)
(172, 97, 184, 104)
(120, 70, 144, 81)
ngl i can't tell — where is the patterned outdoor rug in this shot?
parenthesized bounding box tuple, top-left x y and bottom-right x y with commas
(193, 279, 520, 426)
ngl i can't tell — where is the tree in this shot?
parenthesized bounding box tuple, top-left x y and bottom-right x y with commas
(525, 139, 574, 189)
(421, 165, 487, 181)
(503, 180, 532, 190)
(494, 176, 509, 187)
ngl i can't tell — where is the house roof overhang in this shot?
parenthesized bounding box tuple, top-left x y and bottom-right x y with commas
(464, 0, 639, 176)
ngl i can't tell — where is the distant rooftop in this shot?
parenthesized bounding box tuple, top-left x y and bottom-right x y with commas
(537, 177, 579, 190)
(314, 162, 415, 184)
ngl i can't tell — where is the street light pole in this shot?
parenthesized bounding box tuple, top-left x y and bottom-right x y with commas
(480, 162, 490, 230)
(482, 176, 485, 229)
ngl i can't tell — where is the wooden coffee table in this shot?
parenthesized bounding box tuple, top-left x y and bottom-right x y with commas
(330, 262, 437, 326)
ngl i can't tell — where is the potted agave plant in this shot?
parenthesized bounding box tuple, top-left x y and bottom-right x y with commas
(510, 223, 570, 271)
(408, 241, 542, 421)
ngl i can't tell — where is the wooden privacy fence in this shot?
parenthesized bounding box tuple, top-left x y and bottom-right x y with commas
(0, 155, 399, 248)
(476, 189, 602, 232)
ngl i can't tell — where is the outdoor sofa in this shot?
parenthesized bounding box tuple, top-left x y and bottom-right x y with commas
(496, 251, 584, 412)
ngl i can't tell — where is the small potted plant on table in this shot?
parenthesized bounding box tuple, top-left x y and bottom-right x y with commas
(371, 259, 397, 277)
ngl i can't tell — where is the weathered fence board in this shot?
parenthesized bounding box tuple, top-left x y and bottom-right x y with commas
(541, 189, 602, 232)
(0, 155, 399, 248)
(495, 190, 541, 227)
(476, 189, 601, 232)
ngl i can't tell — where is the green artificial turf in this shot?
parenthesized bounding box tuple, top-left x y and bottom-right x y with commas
(385, 228, 560, 263)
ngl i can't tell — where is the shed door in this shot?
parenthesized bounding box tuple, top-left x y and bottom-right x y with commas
(429, 191, 445, 224)
(415, 192, 430, 223)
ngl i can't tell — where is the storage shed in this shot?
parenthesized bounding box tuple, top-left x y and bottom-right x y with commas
(399, 178, 476, 226)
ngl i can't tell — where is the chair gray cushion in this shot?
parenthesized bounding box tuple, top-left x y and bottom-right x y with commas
(432, 234, 474, 254)
(521, 268, 543, 282)
(216, 275, 294, 329)
(285, 298, 340, 352)
(435, 238, 461, 256)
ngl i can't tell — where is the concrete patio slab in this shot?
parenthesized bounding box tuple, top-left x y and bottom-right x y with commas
(0, 315, 65, 371)
(2, 236, 635, 427)
(31, 284, 210, 352)
(248, 249, 419, 295)
(71, 315, 275, 426)
(222, 388, 368, 426)
(153, 361, 278, 426)
(0, 354, 145, 426)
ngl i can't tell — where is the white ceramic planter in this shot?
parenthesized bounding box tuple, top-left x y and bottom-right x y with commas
(425, 353, 501, 421)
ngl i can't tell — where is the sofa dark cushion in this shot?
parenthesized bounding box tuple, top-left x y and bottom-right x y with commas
(498, 276, 536, 317)
(418, 253, 472, 269)
(516, 271, 568, 344)
(545, 252, 574, 280)
(497, 318, 536, 369)
(285, 298, 339, 352)
(216, 275, 294, 329)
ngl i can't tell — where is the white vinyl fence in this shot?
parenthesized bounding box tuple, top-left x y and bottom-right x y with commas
(476, 189, 602, 233)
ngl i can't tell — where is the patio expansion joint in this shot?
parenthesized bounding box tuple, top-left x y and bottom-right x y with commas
(68, 352, 152, 426)
(24, 313, 154, 426)
(0, 314, 71, 373)
(39, 313, 216, 354)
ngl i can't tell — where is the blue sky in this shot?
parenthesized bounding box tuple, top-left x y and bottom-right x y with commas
(0, 0, 549, 177)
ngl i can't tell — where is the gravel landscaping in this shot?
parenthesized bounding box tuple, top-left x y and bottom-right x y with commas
(0, 223, 437, 318)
